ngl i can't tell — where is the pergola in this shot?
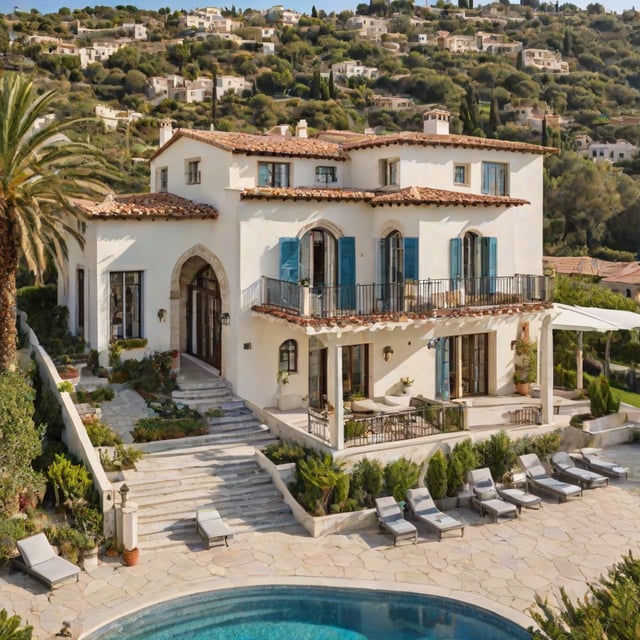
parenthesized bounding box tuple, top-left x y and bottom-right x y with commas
(551, 303, 640, 389)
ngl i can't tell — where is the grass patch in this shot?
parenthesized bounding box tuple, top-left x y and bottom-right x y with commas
(609, 381, 640, 408)
(132, 417, 207, 442)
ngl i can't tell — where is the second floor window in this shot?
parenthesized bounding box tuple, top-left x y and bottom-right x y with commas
(110, 271, 142, 341)
(158, 167, 168, 192)
(454, 164, 469, 185)
(481, 162, 508, 196)
(258, 162, 290, 187)
(379, 158, 399, 186)
(185, 160, 200, 185)
(315, 166, 337, 185)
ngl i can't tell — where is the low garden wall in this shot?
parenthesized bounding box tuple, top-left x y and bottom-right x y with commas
(582, 412, 639, 446)
(19, 312, 116, 536)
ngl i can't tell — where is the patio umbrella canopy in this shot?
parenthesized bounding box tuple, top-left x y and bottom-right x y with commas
(551, 304, 640, 332)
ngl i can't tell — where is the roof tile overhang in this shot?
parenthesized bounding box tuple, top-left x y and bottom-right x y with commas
(150, 129, 347, 162)
(241, 186, 529, 208)
(75, 193, 219, 220)
(252, 302, 552, 333)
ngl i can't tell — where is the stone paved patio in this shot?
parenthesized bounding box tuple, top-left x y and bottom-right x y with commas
(2, 454, 640, 639)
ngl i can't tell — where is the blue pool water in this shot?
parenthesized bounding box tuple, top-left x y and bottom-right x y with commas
(86, 585, 531, 640)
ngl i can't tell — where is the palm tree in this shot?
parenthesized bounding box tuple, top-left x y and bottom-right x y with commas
(0, 73, 108, 372)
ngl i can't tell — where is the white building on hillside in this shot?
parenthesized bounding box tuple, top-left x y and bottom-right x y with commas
(216, 75, 251, 97)
(522, 49, 569, 73)
(60, 111, 555, 452)
(95, 105, 143, 130)
(79, 41, 125, 69)
(588, 139, 637, 163)
(345, 16, 388, 41)
(331, 60, 378, 80)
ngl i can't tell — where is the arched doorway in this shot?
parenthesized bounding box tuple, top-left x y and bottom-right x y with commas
(188, 265, 222, 370)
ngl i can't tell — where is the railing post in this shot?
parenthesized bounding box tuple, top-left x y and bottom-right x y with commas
(300, 285, 310, 316)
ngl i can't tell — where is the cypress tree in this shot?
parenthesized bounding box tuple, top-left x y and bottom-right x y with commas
(310, 70, 322, 99)
(488, 92, 501, 136)
(211, 67, 218, 128)
(328, 70, 336, 99)
(563, 28, 572, 56)
(541, 115, 549, 147)
(311, 5, 318, 17)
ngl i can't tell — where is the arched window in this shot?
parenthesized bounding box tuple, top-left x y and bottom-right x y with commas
(279, 339, 297, 373)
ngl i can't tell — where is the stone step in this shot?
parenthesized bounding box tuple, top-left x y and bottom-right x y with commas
(209, 413, 262, 426)
(135, 432, 272, 454)
(125, 461, 259, 485)
(175, 377, 230, 391)
(173, 387, 232, 402)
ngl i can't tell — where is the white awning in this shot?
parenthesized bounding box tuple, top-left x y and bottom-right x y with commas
(552, 303, 640, 332)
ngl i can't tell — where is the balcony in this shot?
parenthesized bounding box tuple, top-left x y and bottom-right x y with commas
(255, 275, 553, 320)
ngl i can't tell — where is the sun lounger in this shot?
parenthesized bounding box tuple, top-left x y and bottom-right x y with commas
(12, 533, 81, 589)
(518, 453, 583, 502)
(375, 497, 418, 546)
(196, 508, 233, 549)
(467, 468, 518, 522)
(574, 448, 629, 479)
(550, 451, 608, 489)
(406, 488, 464, 540)
(496, 487, 543, 513)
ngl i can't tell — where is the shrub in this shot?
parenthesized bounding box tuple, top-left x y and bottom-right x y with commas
(110, 350, 175, 394)
(425, 449, 448, 500)
(99, 444, 143, 471)
(45, 525, 93, 564)
(57, 381, 74, 393)
(474, 431, 515, 483)
(530, 430, 562, 460)
(344, 418, 367, 441)
(349, 458, 384, 508)
(132, 417, 206, 442)
(296, 454, 348, 516)
(85, 417, 122, 447)
(0, 371, 42, 516)
(70, 501, 104, 545)
(0, 517, 36, 566)
(452, 438, 476, 477)
(75, 387, 115, 406)
(446, 450, 464, 498)
(0, 608, 33, 640)
(384, 457, 420, 503)
(46, 454, 92, 508)
(588, 375, 620, 417)
(570, 413, 591, 429)
(262, 441, 308, 465)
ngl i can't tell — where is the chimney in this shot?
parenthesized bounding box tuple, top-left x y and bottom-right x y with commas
(295, 119, 308, 138)
(159, 118, 174, 147)
(423, 109, 450, 135)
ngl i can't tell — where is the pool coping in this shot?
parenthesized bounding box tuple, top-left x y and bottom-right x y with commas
(79, 576, 535, 638)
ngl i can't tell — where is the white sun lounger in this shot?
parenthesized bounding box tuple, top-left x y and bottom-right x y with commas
(518, 453, 583, 502)
(375, 497, 418, 546)
(574, 448, 629, 479)
(406, 488, 464, 540)
(12, 533, 81, 589)
(550, 451, 608, 489)
(467, 468, 518, 522)
(196, 508, 233, 549)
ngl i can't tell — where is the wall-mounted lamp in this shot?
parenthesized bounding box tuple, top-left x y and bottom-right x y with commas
(427, 338, 439, 350)
(220, 312, 231, 326)
(157, 308, 167, 322)
(383, 346, 394, 362)
(119, 483, 130, 506)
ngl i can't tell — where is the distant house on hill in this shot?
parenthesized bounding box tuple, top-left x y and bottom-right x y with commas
(331, 60, 378, 80)
(522, 49, 569, 73)
(345, 16, 387, 41)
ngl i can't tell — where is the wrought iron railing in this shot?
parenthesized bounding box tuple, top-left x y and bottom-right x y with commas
(306, 403, 465, 448)
(258, 275, 552, 319)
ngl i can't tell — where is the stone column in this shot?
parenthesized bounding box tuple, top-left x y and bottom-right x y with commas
(540, 313, 554, 425)
(122, 502, 139, 552)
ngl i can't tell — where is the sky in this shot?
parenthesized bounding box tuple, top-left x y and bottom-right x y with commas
(7, 0, 640, 18)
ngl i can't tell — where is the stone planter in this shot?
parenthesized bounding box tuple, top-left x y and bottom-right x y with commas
(81, 545, 99, 571)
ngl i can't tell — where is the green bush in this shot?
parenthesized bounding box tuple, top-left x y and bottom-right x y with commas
(446, 450, 464, 498)
(384, 457, 419, 503)
(45, 525, 93, 564)
(132, 417, 206, 442)
(452, 438, 476, 477)
(57, 381, 74, 393)
(75, 387, 115, 406)
(349, 458, 384, 508)
(344, 418, 367, 441)
(588, 375, 620, 417)
(570, 413, 591, 429)
(85, 417, 122, 447)
(110, 350, 175, 394)
(71, 501, 104, 545)
(46, 454, 92, 508)
(0, 517, 36, 565)
(474, 431, 515, 483)
(262, 441, 309, 465)
(296, 454, 348, 516)
(0, 608, 33, 640)
(425, 449, 448, 500)
(99, 444, 143, 471)
(0, 371, 42, 516)
(554, 364, 577, 389)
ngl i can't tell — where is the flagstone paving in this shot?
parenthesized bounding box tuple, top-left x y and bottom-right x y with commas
(2, 461, 640, 639)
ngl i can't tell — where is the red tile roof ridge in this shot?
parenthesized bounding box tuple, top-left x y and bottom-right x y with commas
(370, 185, 529, 207)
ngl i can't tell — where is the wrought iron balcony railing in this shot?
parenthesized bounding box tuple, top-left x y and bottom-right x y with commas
(257, 275, 552, 319)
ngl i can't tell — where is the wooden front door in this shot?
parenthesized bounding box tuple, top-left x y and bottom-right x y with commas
(188, 266, 222, 371)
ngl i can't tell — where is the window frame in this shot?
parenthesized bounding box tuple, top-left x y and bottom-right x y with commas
(110, 271, 143, 341)
(379, 158, 399, 187)
(278, 339, 298, 373)
(453, 163, 469, 186)
(258, 161, 291, 187)
(185, 159, 201, 185)
(481, 161, 509, 196)
(315, 165, 337, 186)
(158, 166, 168, 192)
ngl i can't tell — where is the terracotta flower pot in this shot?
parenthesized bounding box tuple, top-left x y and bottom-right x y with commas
(122, 547, 140, 567)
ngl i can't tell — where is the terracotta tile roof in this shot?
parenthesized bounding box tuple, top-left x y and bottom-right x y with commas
(75, 193, 219, 219)
(241, 187, 373, 202)
(151, 129, 346, 161)
(340, 132, 554, 155)
(252, 302, 552, 330)
(602, 262, 640, 285)
(543, 256, 619, 278)
(369, 186, 529, 207)
(240, 186, 528, 208)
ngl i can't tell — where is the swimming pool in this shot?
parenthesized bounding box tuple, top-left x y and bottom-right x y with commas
(86, 585, 531, 639)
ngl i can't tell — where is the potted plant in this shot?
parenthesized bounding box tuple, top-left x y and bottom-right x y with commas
(276, 370, 290, 386)
(400, 376, 414, 394)
(514, 337, 537, 395)
(57, 355, 80, 384)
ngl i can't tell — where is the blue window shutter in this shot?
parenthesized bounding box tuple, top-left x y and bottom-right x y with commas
(338, 236, 356, 309)
(403, 237, 419, 281)
(482, 236, 497, 294)
(279, 237, 299, 283)
(450, 237, 462, 290)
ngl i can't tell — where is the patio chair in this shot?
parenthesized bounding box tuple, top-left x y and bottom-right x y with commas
(518, 453, 583, 502)
(196, 508, 233, 549)
(12, 533, 81, 589)
(406, 488, 464, 540)
(496, 487, 543, 514)
(574, 448, 629, 480)
(374, 497, 418, 546)
(550, 451, 609, 489)
(467, 468, 518, 522)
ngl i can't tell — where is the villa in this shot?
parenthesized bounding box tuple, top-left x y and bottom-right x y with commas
(60, 110, 556, 453)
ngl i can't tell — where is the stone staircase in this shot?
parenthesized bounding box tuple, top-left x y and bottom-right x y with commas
(122, 364, 300, 551)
